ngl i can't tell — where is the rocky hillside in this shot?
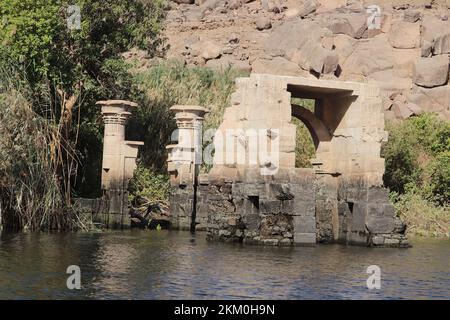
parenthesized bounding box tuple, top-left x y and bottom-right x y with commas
(141, 0, 449, 120)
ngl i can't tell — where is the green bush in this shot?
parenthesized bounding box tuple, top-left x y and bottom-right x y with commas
(0, 0, 167, 230)
(0, 0, 166, 86)
(291, 98, 316, 168)
(383, 113, 450, 237)
(392, 192, 449, 237)
(0, 0, 168, 203)
(128, 165, 170, 207)
(383, 113, 450, 205)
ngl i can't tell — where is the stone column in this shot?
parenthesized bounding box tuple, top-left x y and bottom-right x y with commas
(97, 100, 144, 228)
(166, 105, 208, 231)
(167, 105, 209, 186)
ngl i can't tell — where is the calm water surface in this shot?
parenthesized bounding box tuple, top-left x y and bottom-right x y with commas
(0, 230, 448, 299)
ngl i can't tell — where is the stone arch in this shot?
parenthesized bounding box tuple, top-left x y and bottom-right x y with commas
(291, 104, 331, 149)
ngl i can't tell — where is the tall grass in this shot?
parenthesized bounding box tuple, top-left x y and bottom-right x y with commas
(0, 55, 84, 230)
(129, 60, 248, 171)
(127, 61, 320, 205)
(132, 60, 318, 171)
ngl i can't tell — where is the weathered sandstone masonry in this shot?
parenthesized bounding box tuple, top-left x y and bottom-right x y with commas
(168, 74, 408, 247)
(96, 100, 143, 228)
(167, 105, 209, 231)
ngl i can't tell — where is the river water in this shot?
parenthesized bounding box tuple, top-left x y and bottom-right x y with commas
(0, 230, 448, 299)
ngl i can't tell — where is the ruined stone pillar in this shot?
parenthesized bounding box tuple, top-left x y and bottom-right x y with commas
(167, 105, 209, 186)
(167, 105, 208, 230)
(97, 100, 144, 228)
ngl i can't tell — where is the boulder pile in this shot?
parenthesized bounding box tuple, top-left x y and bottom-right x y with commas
(155, 0, 450, 119)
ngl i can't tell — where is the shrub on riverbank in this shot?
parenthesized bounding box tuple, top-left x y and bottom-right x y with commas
(0, 0, 167, 230)
(383, 113, 450, 237)
(0, 90, 78, 230)
(392, 192, 449, 237)
(128, 165, 170, 208)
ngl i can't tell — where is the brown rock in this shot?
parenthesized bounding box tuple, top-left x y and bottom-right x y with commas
(298, 0, 319, 18)
(388, 21, 420, 49)
(201, 41, 222, 60)
(316, 0, 346, 13)
(393, 48, 421, 78)
(262, 0, 282, 13)
(255, 18, 272, 30)
(392, 0, 431, 9)
(227, 0, 242, 10)
(384, 99, 393, 110)
(284, 8, 299, 19)
(421, 40, 433, 57)
(421, 15, 450, 55)
(251, 57, 309, 77)
(332, 34, 356, 65)
(326, 13, 367, 39)
(433, 32, 450, 55)
(266, 19, 340, 75)
(265, 19, 329, 60)
(403, 10, 421, 23)
(300, 46, 339, 74)
(368, 70, 413, 93)
(414, 56, 449, 88)
(392, 100, 413, 119)
(408, 85, 450, 116)
(406, 103, 422, 115)
(341, 35, 394, 78)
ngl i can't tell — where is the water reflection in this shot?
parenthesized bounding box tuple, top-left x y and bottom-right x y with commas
(0, 230, 448, 299)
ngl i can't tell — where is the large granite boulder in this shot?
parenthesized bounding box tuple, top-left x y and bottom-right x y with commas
(251, 57, 309, 77)
(421, 15, 450, 56)
(265, 19, 339, 75)
(201, 41, 222, 61)
(326, 13, 367, 39)
(341, 35, 394, 79)
(408, 85, 450, 117)
(388, 21, 421, 49)
(413, 55, 449, 88)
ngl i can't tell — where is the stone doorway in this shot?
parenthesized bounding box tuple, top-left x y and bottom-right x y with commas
(167, 74, 409, 247)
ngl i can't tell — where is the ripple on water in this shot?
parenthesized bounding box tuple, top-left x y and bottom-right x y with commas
(0, 231, 448, 299)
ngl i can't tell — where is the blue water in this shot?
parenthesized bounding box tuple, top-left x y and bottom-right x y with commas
(0, 230, 448, 299)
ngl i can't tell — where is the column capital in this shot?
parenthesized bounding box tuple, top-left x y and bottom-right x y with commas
(170, 105, 209, 120)
(97, 100, 138, 125)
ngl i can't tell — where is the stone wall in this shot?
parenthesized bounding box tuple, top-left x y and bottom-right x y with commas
(336, 178, 408, 246)
(167, 74, 409, 247)
(206, 168, 316, 245)
(171, 171, 408, 247)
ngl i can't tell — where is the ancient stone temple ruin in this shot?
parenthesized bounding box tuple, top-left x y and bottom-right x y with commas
(96, 100, 143, 227)
(167, 105, 209, 231)
(167, 74, 408, 247)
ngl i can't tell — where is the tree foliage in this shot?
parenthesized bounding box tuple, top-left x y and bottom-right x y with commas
(0, 0, 167, 198)
(383, 113, 450, 205)
(0, 0, 167, 229)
